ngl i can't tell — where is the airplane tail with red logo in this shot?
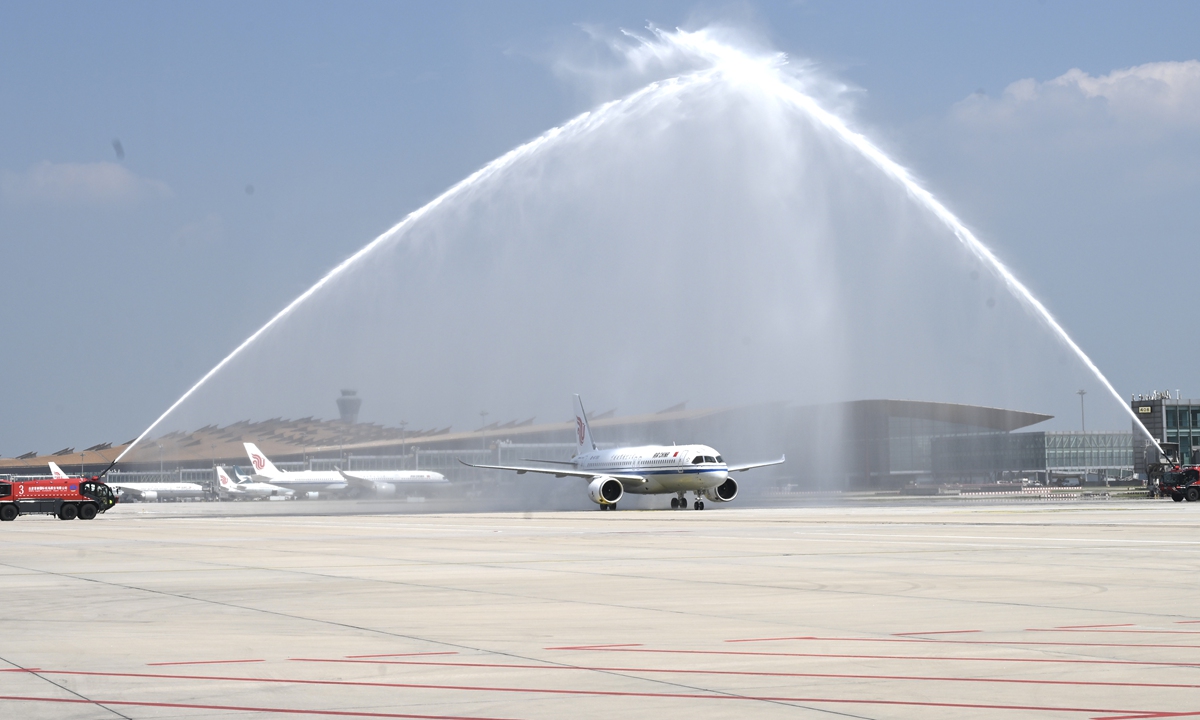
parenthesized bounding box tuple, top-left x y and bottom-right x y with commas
(573, 394, 597, 456)
(48, 461, 70, 479)
(215, 466, 239, 491)
(243, 443, 282, 479)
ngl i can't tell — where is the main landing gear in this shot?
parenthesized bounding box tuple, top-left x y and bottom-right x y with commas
(670, 494, 704, 510)
(599, 503, 617, 511)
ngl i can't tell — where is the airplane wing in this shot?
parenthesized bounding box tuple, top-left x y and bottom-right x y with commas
(106, 483, 147, 499)
(337, 469, 381, 490)
(459, 460, 646, 484)
(726, 455, 786, 473)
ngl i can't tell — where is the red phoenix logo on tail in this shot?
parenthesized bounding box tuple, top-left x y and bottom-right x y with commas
(576, 417, 585, 445)
(251, 454, 265, 470)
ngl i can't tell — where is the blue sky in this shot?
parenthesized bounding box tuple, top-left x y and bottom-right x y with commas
(2, 1, 1198, 455)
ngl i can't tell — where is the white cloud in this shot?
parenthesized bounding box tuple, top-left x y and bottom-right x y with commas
(1, 161, 172, 206)
(953, 60, 1200, 131)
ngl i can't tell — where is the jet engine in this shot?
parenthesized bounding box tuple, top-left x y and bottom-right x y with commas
(702, 478, 738, 503)
(371, 481, 396, 496)
(305, 492, 320, 500)
(139, 490, 158, 503)
(587, 476, 624, 506)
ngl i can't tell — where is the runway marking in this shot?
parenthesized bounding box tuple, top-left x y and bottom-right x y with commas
(544, 644, 643, 650)
(717, 635, 1200, 649)
(891, 630, 982, 636)
(546, 645, 1200, 668)
(290, 657, 1200, 690)
(1029, 629, 1200, 635)
(1095, 713, 1200, 719)
(344, 652, 459, 659)
(147, 659, 265, 666)
(0, 672, 1167, 717)
(1056, 624, 1137, 629)
(0, 695, 517, 720)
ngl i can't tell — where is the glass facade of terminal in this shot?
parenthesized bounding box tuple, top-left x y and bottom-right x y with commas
(1130, 398, 1200, 474)
(887, 416, 997, 474)
(931, 431, 1133, 481)
(1164, 405, 1200, 463)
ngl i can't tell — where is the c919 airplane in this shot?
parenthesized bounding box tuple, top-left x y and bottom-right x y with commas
(462, 395, 784, 510)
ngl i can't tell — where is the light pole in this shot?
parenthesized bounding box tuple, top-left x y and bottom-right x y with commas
(80, 452, 85, 478)
(398, 420, 409, 468)
(157, 442, 164, 479)
(1077, 389, 1087, 432)
(479, 410, 489, 450)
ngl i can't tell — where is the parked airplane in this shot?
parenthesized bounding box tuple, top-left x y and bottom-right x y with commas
(50, 461, 206, 502)
(243, 443, 447, 497)
(215, 466, 294, 500)
(462, 395, 784, 510)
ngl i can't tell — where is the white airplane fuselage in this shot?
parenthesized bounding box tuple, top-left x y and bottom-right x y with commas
(247, 469, 445, 490)
(572, 445, 728, 494)
(107, 482, 207, 501)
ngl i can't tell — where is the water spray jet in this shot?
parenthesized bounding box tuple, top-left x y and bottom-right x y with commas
(114, 27, 1159, 468)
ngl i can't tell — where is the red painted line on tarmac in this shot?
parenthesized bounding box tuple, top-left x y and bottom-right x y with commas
(147, 659, 265, 666)
(547, 645, 1200, 668)
(290, 657, 1200, 690)
(893, 630, 982, 636)
(1030, 629, 1200, 635)
(717, 635, 1200, 650)
(1094, 713, 1200, 719)
(725, 636, 817, 643)
(1056, 624, 1137, 629)
(344, 652, 459, 659)
(0, 696, 516, 720)
(544, 644, 643, 650)
(1175, 621, 1200, 625)
(0, 675, 1159, 716)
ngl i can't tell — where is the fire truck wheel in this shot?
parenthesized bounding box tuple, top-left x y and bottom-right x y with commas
(78, 503, 98, 520)
(0, 504, 17, 522)
(1174, 493, 1185, 502)
(57, 503, 78, 521)
(1187, 487, 1200, 503)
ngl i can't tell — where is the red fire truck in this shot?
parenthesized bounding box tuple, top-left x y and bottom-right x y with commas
(0, 477, 118, 521)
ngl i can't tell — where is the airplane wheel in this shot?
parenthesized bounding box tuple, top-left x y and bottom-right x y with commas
(693, 501, 700, 510)
(698, 502, 705, 510)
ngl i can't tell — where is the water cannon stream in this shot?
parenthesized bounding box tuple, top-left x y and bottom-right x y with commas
(113, 27, 1161, 467)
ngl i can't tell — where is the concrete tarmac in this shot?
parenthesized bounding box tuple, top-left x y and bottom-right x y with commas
(2, 501, 1199, 719)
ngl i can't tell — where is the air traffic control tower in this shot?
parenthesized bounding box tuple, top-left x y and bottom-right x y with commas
(337, 389, 362, 424)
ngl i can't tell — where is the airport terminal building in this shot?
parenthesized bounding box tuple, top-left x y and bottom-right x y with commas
(1, 395, 1138, 490)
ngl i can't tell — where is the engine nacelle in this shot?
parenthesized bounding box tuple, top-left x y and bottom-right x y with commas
(587, 476, 624, 506)
(139, 490, 159, 502)
(305, 492, 320, 500)
(702, 478, 738, 503)
(372, 481, 396, 497)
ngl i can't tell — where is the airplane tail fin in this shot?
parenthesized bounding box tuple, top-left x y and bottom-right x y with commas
(243, 443, 282, 478)
(573, 394, 597, 456)
(215, 466, 238, 491)
(48, 461, 69, 479)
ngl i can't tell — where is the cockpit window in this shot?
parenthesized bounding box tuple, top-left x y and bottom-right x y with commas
(692, 456, 704, 464)
(715, 455, 724, 463)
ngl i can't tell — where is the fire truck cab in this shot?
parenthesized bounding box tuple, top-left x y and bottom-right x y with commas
(0, 477, 118, 521)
